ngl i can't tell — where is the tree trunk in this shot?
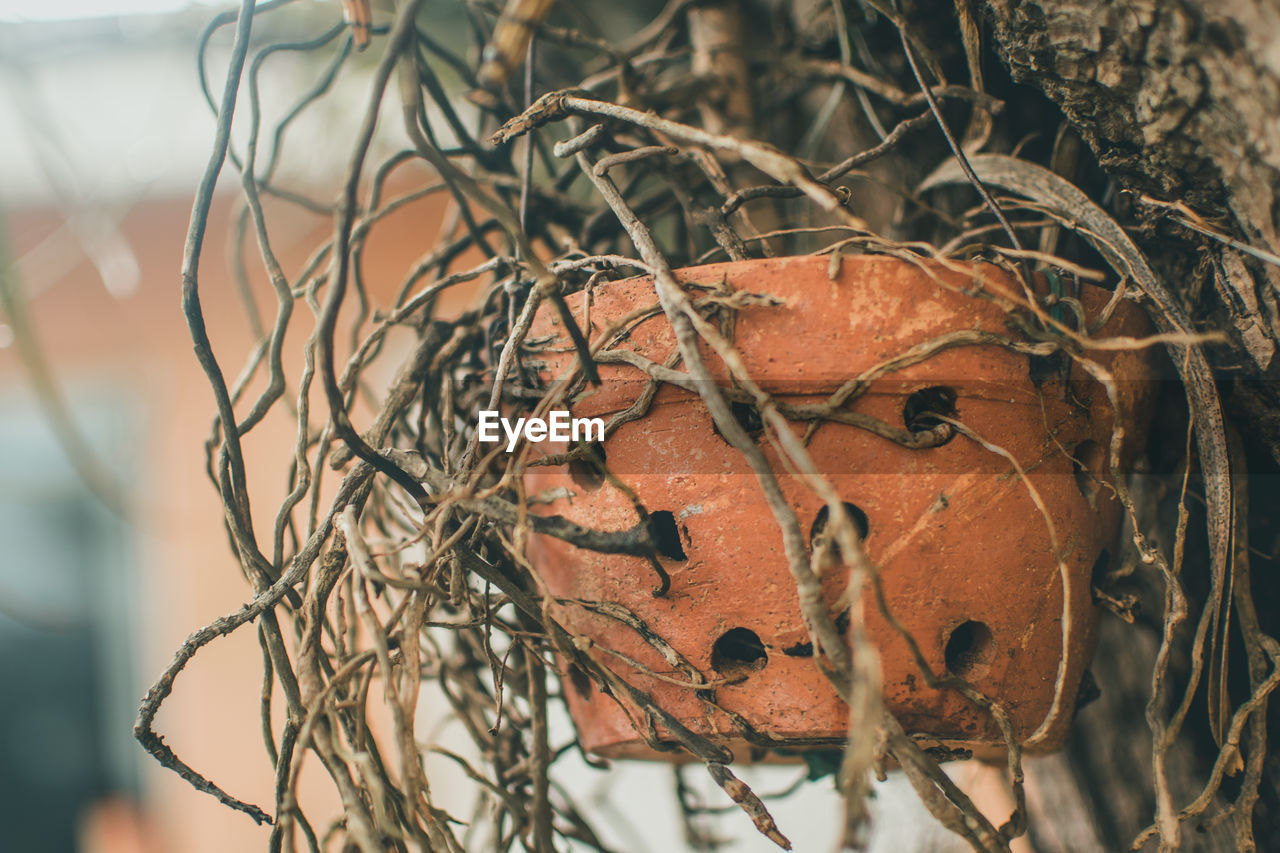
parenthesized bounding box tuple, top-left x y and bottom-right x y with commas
(982, 0, 1280, 452)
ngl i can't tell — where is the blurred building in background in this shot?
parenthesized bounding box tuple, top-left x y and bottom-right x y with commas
(0, 4, 455, 849)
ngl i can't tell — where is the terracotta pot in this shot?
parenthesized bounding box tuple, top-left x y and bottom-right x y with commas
(521, 255, 1156, 761)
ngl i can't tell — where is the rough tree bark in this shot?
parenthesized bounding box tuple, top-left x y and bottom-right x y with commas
(981, 0, 1280, 455)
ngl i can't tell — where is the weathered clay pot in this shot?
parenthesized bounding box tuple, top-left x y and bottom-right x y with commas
(522, 255, 1156, 761)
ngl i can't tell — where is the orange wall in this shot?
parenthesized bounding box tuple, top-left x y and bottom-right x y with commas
(2, 179, 473, 851)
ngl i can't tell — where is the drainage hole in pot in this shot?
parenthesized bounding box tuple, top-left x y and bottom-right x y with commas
(810, 502, 870, 562)
(647, 511, 688, 561)
(568, 442, 608, 491)
(712, 400, 764, 444)
(711, 627, 768, 677)
(903, 386, 959, 445)
(1072, 439, 1105, 505)
(944, 620, 994, 679)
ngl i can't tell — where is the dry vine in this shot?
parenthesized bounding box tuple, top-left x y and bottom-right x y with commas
(136, 1, 1279, 851)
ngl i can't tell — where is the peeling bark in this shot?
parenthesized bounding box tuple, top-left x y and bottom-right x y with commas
(983, 0, 1280, 249)
(981, 3, 1280, 473)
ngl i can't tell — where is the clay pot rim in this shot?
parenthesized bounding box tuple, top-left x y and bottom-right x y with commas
(533, 254, 1148, 421)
